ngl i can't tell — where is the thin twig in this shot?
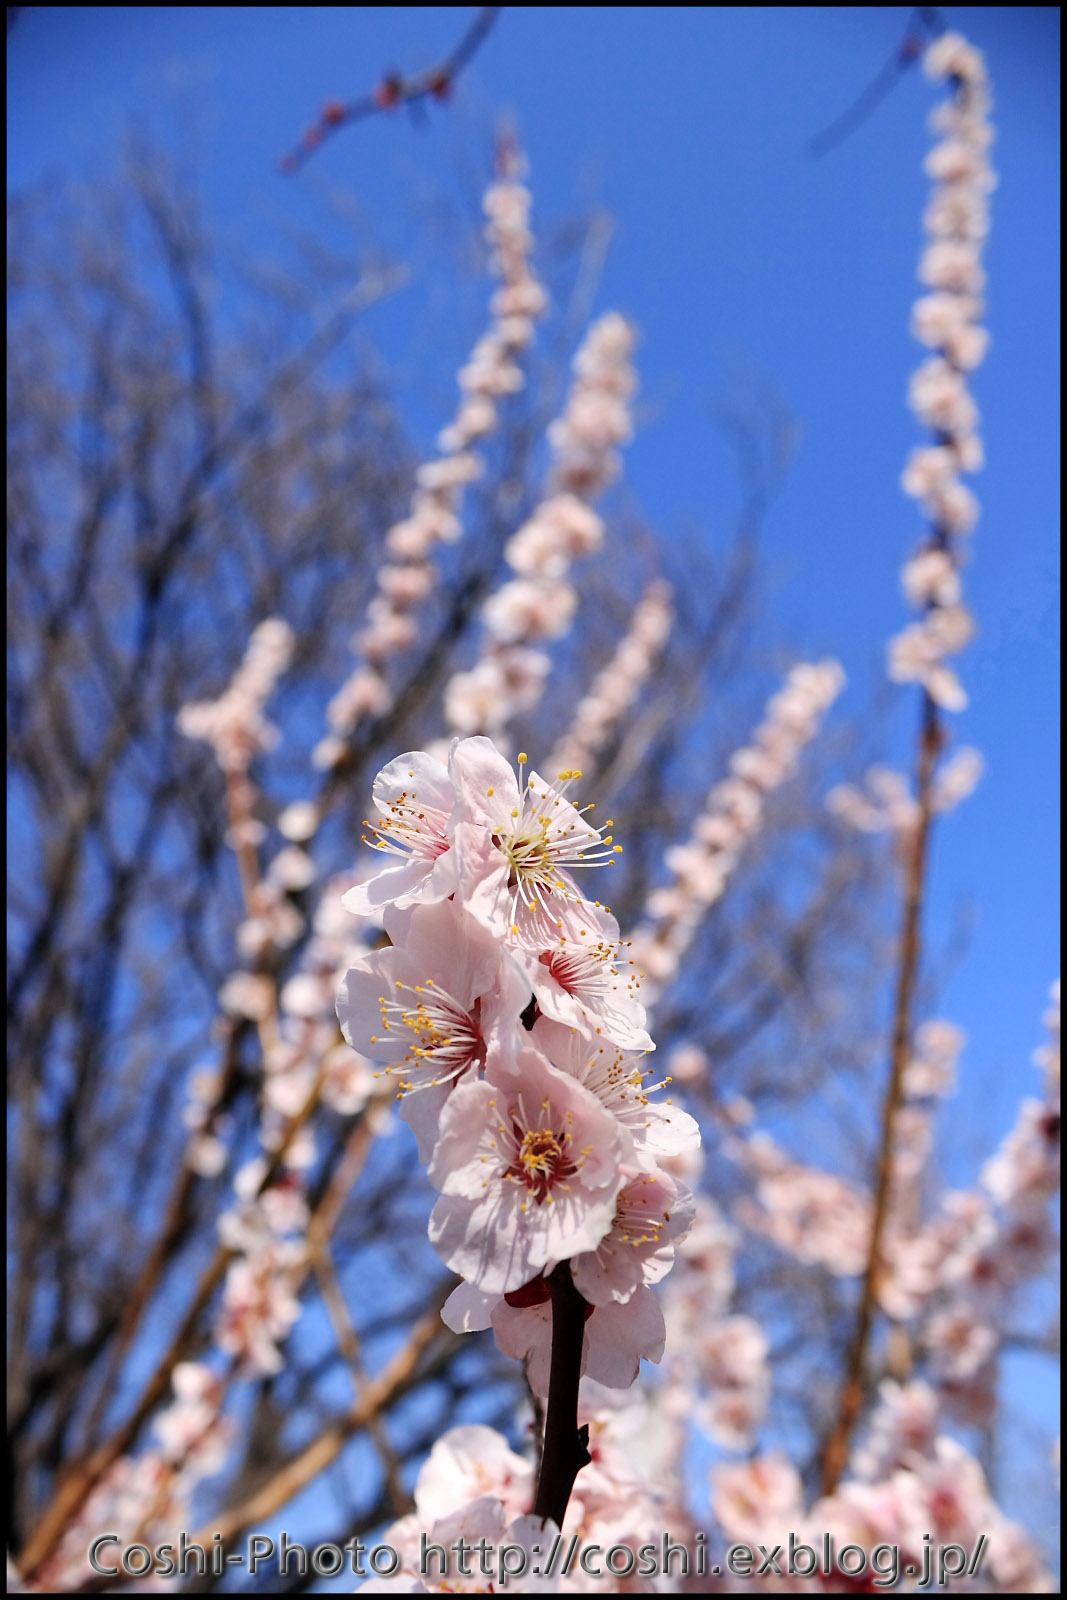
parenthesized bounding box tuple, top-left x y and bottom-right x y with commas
(75, 1021, 247, 1453)
(309, 1224, 407, 1515)
(807, 8, 943, 160)
(280, 7, 502, 173)
(185, 1290, 458, 1549)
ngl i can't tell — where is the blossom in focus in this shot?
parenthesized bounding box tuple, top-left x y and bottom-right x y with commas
(336, 897, 529, 1161)
(532, 1016, 700, 1169)
(448, 737, 621, 949)
(517, 912, 653, 1052)
(343, 750, 458, 916)
(427, 1044, 627, 1294)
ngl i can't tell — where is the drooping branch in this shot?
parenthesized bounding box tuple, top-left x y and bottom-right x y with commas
(280, 6, 502, 173)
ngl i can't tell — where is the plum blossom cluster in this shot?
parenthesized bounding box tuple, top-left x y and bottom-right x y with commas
(316, 149, 547, 773)
(208, 885, 391, 1375)
(888, 33, 995, 714)
(730, 1128, 872, 1279)
(182, 1065, 233, 1180)
(337, 735, 699, 1395)
(594, 997, 1053, 1589)
(658, 1191, 773, 1453)
(722, 1022, 963, 1305)
(884, 983, 1060, 1422)
(443, 313, 638, 742)
(713, 1380, 1053, 1593)
(215, 1166, 309, 1376)
(178, 617, 319, 979)
(177, 619, 295, 778)
(362, 1400, 689, 1596)
(181, 636, 383, 1375)
(707, 990, 1056, 1586)
(827, 744, 984, 836)
(23, 1364, 232, 1594)
(359, 1425, 549, 1595)
(628, 660, 844, 1005)
(545, 579, 674, 781)
(91, 901, 385, 1556)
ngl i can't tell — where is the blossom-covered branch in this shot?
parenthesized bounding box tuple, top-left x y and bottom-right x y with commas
(544, 579, 674, 780)
(443, 313, 638, 743)
(336, 737, 699, 1531)
(628, 659, 844, 1007)
(822, 30, 996, 1494)
(316, 143, 547, 779)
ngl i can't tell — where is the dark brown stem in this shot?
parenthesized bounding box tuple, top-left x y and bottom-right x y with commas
(820, 689, 942, 1494)
(532, 1264, 591, 1528)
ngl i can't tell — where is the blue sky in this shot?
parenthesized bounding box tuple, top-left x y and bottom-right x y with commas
(9, 2, 1059, 1147)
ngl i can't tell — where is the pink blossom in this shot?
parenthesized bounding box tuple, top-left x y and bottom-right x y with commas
(364, 1490, 559, 1595)
(336, 897, 528, 1160)
(518, 914, 653, 1052)
(893, 1435, 991, 1549)
(532, 1017, 700, 1169)
(852, 1379, 940, 1481)
(981, 1096, 1060, 1207)
(218, 971, 274, 1021)
(904, 1019, 966, 1100)
(427, 1044, 626, 1293)
(926, 1306, 998, 1382)
(268, 844, 316, 892)
(924, 30, 989, 87)
(482, 576, 578, 643)
(178, 618, 294, 773)
(320, 1041, 375, 1116)
(505, 495, 605, 578)
(571, 1166, 695, 1306)
(630, 661, 843, 1004)
(413, 1424, 533, 1524)
(541, 579, 671, 782)
(900, 547, 962, 607)
(908, 356, 979, 434)
(811, 1479, 906, 1564)
(444, 651, 550, 737)
(712, 1453, 803, 1544)
(490, 1281, 667, 1395)
(343, 750, 457, 916)
(216, 1241, 303, 1374)
(441, 315, 639, 746)
(448, 737, 620, 948)
(919, 238, 986, 295)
